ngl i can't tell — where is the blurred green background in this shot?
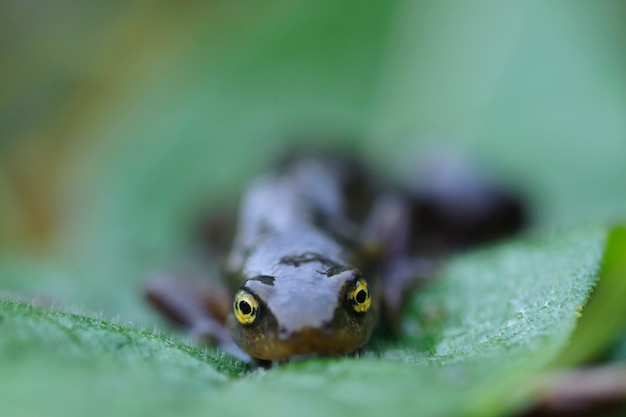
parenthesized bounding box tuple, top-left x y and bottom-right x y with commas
(1, 0, 626, 351)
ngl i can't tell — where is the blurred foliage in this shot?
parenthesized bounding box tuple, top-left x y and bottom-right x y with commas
(1, 1, 626, 416)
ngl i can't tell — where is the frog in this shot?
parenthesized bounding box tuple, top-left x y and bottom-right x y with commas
(145, 149, 526, 364)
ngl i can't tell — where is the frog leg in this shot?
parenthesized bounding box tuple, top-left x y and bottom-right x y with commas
(144, 274, 250, 362)
(361, 194, 438, 330)
(362, 153, 528, 329)
(192, 203, 239, 259)
(398, 151, 527, 248)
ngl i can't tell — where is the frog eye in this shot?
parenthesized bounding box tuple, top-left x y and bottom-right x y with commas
(233, 290, 260, 325)
(347, 278, 371, 313)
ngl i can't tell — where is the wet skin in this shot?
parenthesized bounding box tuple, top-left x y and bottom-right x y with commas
(224, 158, 379, 360)
(146, 151, 526, 363)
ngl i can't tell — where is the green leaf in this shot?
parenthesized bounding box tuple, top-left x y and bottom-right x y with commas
(399, 227, 606, 367)
(0, 299, 245, 378)
(554, 226, 626, 366)
(0, 226, 607, 417)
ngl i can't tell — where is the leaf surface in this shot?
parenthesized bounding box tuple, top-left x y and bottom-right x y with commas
(0, 226, 607, 417)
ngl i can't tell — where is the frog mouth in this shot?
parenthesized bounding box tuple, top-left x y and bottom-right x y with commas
(232, 309, 378, 361)
(255, 327, 370, 361)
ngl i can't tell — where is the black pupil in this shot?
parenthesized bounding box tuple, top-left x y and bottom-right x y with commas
(355, 289, 367, 304)
(239, 300, 252, 315)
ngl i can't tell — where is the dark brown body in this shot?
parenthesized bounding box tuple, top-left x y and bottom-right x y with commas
(146, 149, 526, 363)
(224, 155, 379, 360)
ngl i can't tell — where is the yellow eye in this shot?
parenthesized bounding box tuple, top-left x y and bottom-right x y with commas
(233, 290, 259, 325)
(347, 278, 371, 313)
